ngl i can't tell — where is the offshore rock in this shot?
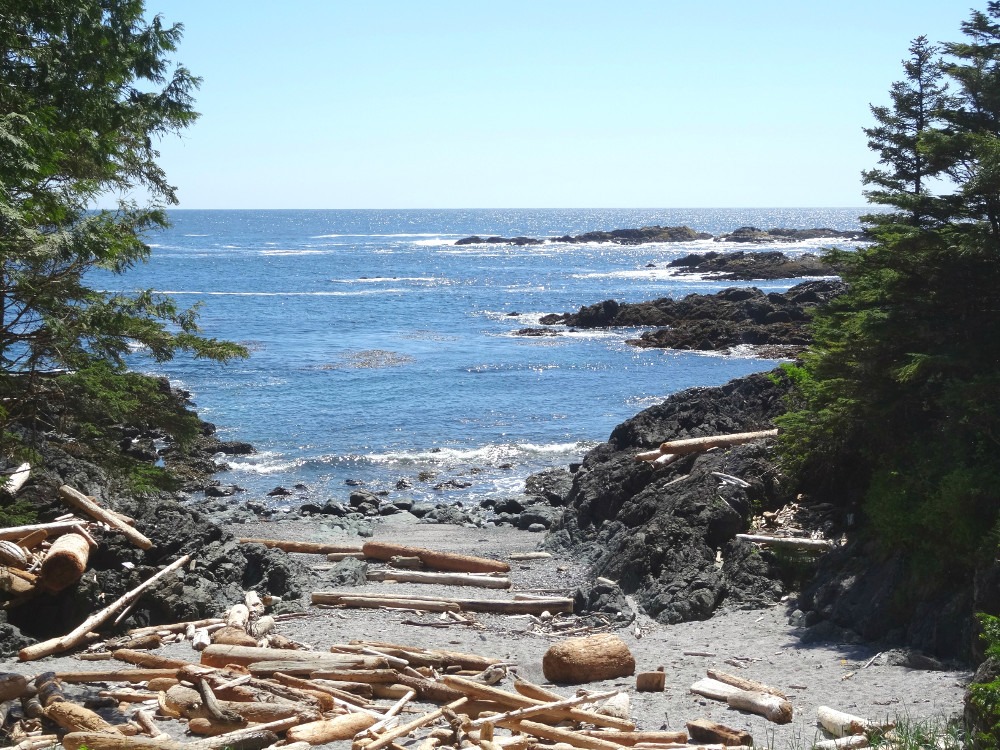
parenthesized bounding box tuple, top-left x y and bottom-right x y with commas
(714, 226, 865, 243)
(544, 373, 793, 624)
(541, 280, 846, 355)
(666, 250, 839, 280)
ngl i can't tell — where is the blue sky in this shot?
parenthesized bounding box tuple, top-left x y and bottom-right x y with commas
(150, 1, 975, 209)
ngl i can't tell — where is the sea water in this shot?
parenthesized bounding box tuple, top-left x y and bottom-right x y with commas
(99, 208, 865, 508)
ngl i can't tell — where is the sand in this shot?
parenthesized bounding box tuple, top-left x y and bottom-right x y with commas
(6, 514, 973, 748)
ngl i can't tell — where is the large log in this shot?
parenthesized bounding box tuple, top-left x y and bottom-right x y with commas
(689, 678, 742, 702)
(199, 644, 387, 670)
(112, 649, 193, 670)
(19, 554, 191, 661)
(287, 713, 378, 745)
(0, 521, 88, 541)
(816, 705, 884, 738)
(56, 669, 179, 683)
(309, 668, 400, 684)
(706, 669, 788, 699)
(341, 640, 502, 671)
(238, 538, 363, 555)
(37, 532, 90, 592)
(726, 688, 793, 724)
(578, 729, 689, 746)
(657, 429, 778, 455)
(361, 541, 510, 574)
(57, 485, 152, 550)
(44, 701, 121, 733)
(366, 569, 512, 589)
(164, 684, 320, 723)
(541, 634, 635, 684)
(313, 591, 573, 615)
(734, 534, 834, 551)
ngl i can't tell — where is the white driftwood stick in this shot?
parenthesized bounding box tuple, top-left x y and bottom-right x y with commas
(658, 429, 778, 455)
(736, 534, 835, 551)
(470, 689, 619, 728)
(0, 521, 88, 541)
(58, 485, 153, 550)
(813, 736, 870, 750)
(816, 706, 887, 738)
(366, 570, 512, 589)
(19, 554, 191, 661)
(360, 688, 415, 737)
(727, 688, 793, 724)
(1, 463, 30, 496)
(356, 697, 468, 750)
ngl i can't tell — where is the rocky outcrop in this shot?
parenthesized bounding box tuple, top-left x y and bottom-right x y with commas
(544, 373, 794, 623)
(540, 280, 847, 355)
(666, 250, 839, 280)
(551, 226, 713, 244)
(714, 226, 865, 243)
(454, 235, 543, 246)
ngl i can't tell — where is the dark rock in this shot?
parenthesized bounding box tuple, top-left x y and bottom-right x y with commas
(574, 579, 635, 624)
(514, 327, 559, 337)
(204, 484, 241, 498)
(328, 557, 368, 587)
(267, 486, 293, 497)
(494, 497, 526, 515)
(392, 498, 414, 512)
(409, 502, 436, 518)
(214, 441, 255, 455)
(525, 468, 574, 506)
(378, 503, 401, 516)
(517, 504, 563, 530)
(349, 490, 381, 507)
(395, 478, 413, 490)
(422, 504, 473, 526)
(544, 373, 792, 625)
(714, 226, 865, 244)
(433, 479, 472, 491)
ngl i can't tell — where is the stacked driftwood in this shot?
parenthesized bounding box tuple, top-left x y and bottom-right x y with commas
(0, 477, 160, 609)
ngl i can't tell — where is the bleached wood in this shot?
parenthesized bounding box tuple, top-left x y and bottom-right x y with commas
(1, 463, 30, 496)
(657, 429, 778, 455)
(200, 643, 386, 670)
(726, 688, 793, 724)
(816, 706, 884, 738)
(494, 719, 623, 750)
(689, 677, 741, 702)
(735, 534, 835, 551)
(578, 729, 689, 746)
(469, 689, 619, 727)
(0, 521, 88, 541)
(287, 713, 378, 744)
(706, 669, 788, 699)
(18, 554, 190, 661)
(58, 485, 153, 550)
(812, 737, 870, 750)
(354, 697, 468, 750)
(313, 591, 573, 615)
(366, 569, 511, 589)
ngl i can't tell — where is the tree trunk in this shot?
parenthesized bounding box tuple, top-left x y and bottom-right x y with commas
(238, 538, 363, 555)
(726, 689, 793, 724)
(38, 533, 90, 593)
(686, 718, 753, 746)
(657, 429, 778, 455)
(57, 485, 152, 550)
(199, 644, 386, 670)
(361, 541, 509, 574)
(287, 712, 378, 745)
(366, 570, 511, 589)
(542, 634, 635, 684)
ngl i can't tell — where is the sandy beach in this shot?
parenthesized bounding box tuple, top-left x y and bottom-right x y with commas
(7, 513, 970, 748)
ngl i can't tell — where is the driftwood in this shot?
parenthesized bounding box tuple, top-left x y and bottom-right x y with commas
(706, 669, 788, 699)
(0, 521, 89, 542)
(165, 684, 320, 723)
(212, 626, 257, 647)
(113, 649, 193, 669)
(542, 634, 636, 684)
(813, 736, 870, 749)
(735, 534, 835, 551)
(366, 569, 512, 589)
(0, 673, 27, 702)
(578, 729, 689, 745)
(310, 668, 400, 684)
(361, 541, 510, 574)
(339, 640, 501, 671)
(689, 677, 742, 702)
(1, 463, 30, 496)
(38, 532, 90, 594)
(635, 670, 666, 692)
(287, 712, 378, 744)
(313, 591, 573, 615)
(37, 673, 119, 734)
(442, 675, 634, 731)
(816, 705, 888, 737)
(238, 538, 363, 555)
(508, 552, 551, 561)
(57, 668, 180, 683)
(199, 644, 387, 670)
(127, 617, 225, 637)
(494, 719, 623, 750)
(354, 697, 468, 750)
(686, 718, 753, 746)
(19, 554, 191, 661)
(61, 729, 282, 750)
(727, 688, 793, 724)
(656, 429, 779, 456)
(57, 485, 153, 550)
(470, 689, 619, 727)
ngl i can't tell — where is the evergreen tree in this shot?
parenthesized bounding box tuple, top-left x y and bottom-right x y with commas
(0, 1, 245, 458)
(778, 4, 1000, 574)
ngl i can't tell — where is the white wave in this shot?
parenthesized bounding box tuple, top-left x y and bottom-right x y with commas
(153, 289, 411, 297)
(183, 233, 210, 237)
(310, 232, 459, 239)
(259, 249, 329, 256)
(412, 238, 457, 247)
(518, 441, 594, 454)
(329, 276, 441, 284)
(227, 452, 303, 474)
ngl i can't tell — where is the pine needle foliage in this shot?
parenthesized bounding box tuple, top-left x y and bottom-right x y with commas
(777, 4, 1000, 574)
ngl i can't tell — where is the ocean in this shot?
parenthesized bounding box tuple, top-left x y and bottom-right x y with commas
(100, 208, 865, 509)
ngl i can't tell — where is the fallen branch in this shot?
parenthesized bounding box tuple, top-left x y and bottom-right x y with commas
(735, 534, 835, 551)
(58, 485, 153, 550)
(312, 591, 573, 615)
(1, 463, 30, 496)
(657, 429, 779, 456)
(706, 669, 788, 699)
(19, 554, 191, 661)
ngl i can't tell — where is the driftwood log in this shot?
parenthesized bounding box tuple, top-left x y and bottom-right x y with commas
(656, 429, 779, 455)
(0, 521, 89, 542)
(38, 532, 91, 593)
(735, 534, 835, 551)
(687, 718, 753, 746)
(287, 712, 378, 745)
(238, 538, 363, 555)
(541, 634, 635, 684)
(57, 485, 153, 550)
(578, 729, 689, 745)
(19, 554, 191, 661)
(366, 570, 512, 589)
(312, 591, 572, 615)
(706, 669, 788, 699)
(353, 697, 468, 750)
(817, 705, 887, 737)
(1, 463, 30, 497)
(361, 541, 510, 574)
(727, 688, 793, 724)
(200, 644, 387, 670)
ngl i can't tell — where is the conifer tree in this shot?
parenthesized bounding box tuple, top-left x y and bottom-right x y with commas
(0, 1, 245, 458)
(778, 3, 1000, 573)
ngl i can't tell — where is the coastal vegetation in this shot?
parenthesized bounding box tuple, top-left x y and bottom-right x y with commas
(0, 1, 245, 493)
